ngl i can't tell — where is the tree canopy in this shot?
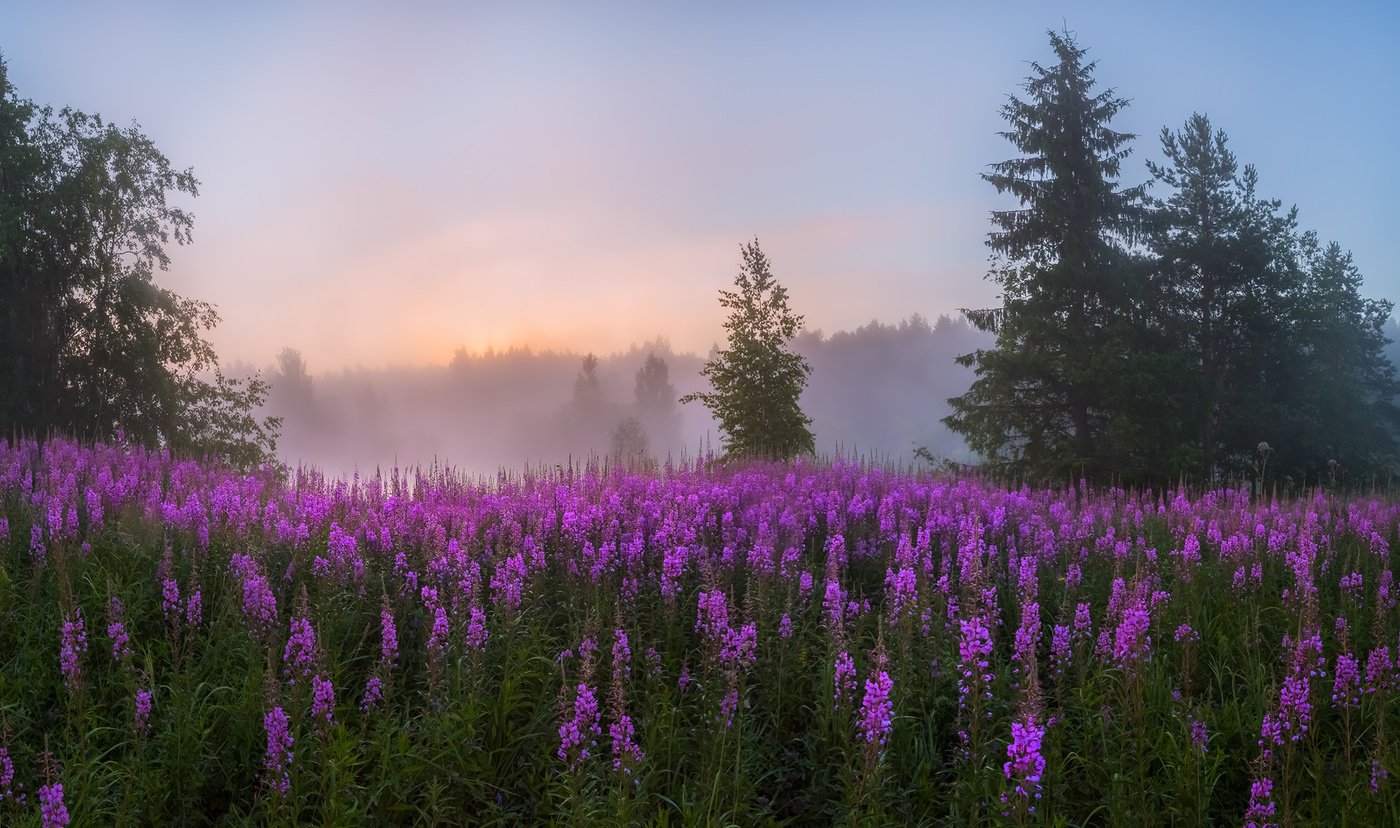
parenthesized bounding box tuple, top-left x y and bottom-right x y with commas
(0, 56, 278, 466)
(682, 240, 814, 461)
(945, 29, 1147, 481)
(947, 31, 1400, 486)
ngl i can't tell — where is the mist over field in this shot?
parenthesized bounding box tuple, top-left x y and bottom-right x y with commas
(8, 4, 1400, 823)
(251, 314, 989, 478)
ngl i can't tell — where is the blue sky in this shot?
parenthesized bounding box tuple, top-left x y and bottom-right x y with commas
(6, 1, 1398, 370)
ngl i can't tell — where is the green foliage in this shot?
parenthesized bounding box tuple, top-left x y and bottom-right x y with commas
(948, 34, 1400, 486)
(0, 56, 278, 467)
(1145, 114, 1400, 484)
(944, 29, 1147, 482)
(8, 449, 1400, 824)
(1269, 235, 1400, 481)
(681, 239, 815, 461)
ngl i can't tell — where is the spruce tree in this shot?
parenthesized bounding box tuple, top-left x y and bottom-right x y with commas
(1145, 115, 1304, 481)
(945, 30, 1146, 481)
(682, 239, 815, 460)
(1282, 235, 1400, 480)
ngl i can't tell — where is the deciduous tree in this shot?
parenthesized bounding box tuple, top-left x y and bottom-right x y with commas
(682, 239, 814, 460)
(0, 56, 278, 465)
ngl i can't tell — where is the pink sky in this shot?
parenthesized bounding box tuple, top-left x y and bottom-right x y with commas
(8, 1, 1398, 371)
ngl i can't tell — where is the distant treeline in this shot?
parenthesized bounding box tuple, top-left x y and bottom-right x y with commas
(254, 314, 989, 478)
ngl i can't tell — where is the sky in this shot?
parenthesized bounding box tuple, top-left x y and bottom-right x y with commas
(6, 1, 1399, 372)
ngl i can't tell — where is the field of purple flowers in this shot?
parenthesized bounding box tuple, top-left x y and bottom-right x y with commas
(2, 437, 1399, 825)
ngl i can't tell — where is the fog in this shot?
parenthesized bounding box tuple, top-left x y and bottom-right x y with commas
(252, 314, 990, 479)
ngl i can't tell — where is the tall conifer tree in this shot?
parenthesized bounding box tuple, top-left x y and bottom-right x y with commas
(1146, 115, 1302, 480)
(1281, 235, 1400, 480)
(945, 30, 1145, 480)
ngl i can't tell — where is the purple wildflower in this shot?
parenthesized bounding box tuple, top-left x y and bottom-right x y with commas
(1232, 565, 1252, 593)
(1340, 571, 1365, 606)
(1364, 646, 1392, 694)
(30, 523, 45, 565)
(610, 713, 645, 777)
(1334, 651, 1361, 710)
(107, 597, 131, 663)
(1189, 718, 1208, 753)
(1260, 673, 1312, 761)
(263, 706, 294, 795)
(59, 607, 87, 692)
(361, 676, 383, 712)
(1112, 603, 1152, 673)
(1244, 776, 1276, 827)
(885, 566, 918, 624)
(578, 635, 598, 664)
(834, 651, 857, 707)
(718, 688, 739, 729)
(0, 746, 14, 802)
(660, 546, 687, 600)
(612, 630, 632, 680)
(235, 561, 278, 638)
(38, 781, 69, 828)
(283, 615, 317, 684)
(1288, 629, 1325, 679)
(1174, 535, 1201, 577)
(426, 604, 449, 666)
(1012, 600, 1040, 683)
(185, 589, 202, 629)
(1064, 563, 1082, 593)
(1001, 716, 1046, 811)
(558, 682, 601, 772)
(490, 551, 528, 613)
(379, 600, 398, 667)
(135, 688, 153, 737)
(858, 670, 894, 749)
(695, 590, 730, 644)
(161, 577, 182, 629)
(720, 623, 758, 667)
(311, 674, 335, 725)
(1278, 673, 1313, 739)
(957, 615, 995, 709)
(464, 605, 489, 653)
(1073, 602, 1092, 639)
(822, 578, 845, 632)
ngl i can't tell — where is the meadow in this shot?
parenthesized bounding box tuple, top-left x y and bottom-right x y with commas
(1, 438, 1398, 825)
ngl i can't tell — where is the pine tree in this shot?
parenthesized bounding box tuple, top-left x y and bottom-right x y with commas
(681, 239, 814, 460)
(1283, 235, 1400, 480)
(945, 30, 1146, 481)
(1145, 115, 1305, 481)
